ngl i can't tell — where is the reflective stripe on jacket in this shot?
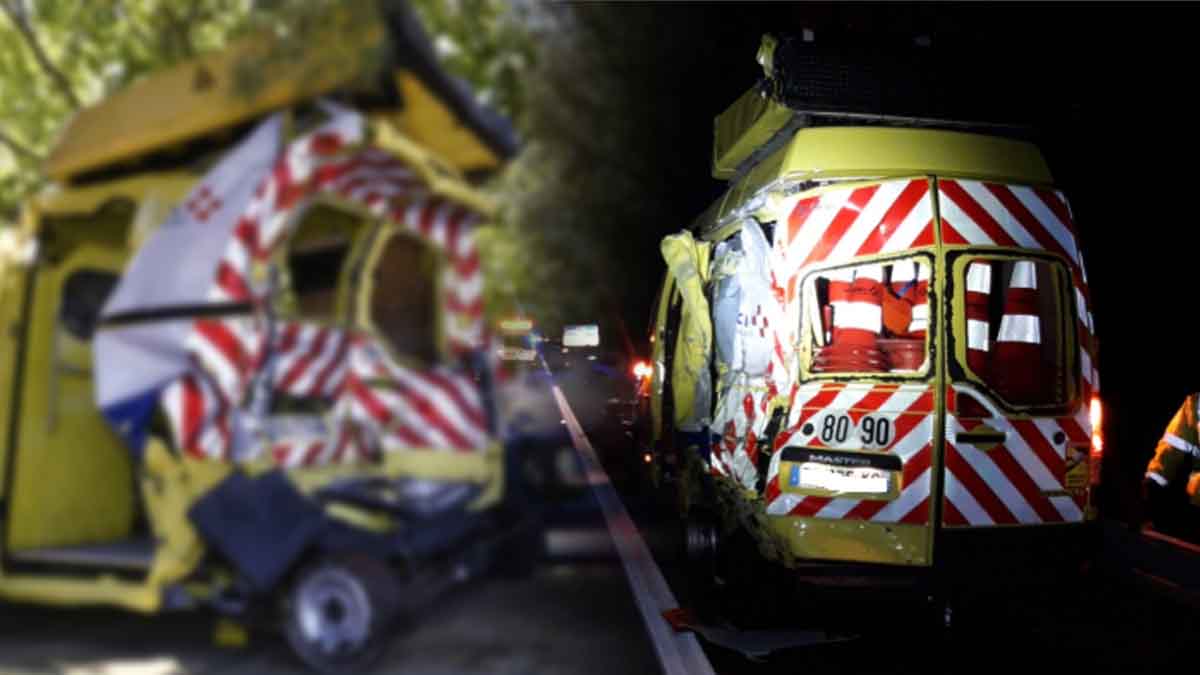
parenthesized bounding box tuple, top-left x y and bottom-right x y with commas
(1146, 393, 1200, 506)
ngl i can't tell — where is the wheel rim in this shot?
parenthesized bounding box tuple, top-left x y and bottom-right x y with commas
(294, 567, 373, 656)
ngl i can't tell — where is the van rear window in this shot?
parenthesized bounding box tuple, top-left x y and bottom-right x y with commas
(801, 255, 932, 376)
(954, 255, 1072, 407)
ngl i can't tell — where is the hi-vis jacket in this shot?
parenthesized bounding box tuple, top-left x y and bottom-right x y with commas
(1147, 393, 1200, 506)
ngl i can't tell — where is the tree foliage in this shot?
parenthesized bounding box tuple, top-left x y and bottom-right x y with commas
(0, 0, 661, 350)
(0, 0, 259, 220)
(0, 0, 531, 217)
(481, 5, 696, 346)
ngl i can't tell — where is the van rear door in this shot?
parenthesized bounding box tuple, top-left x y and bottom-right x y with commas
(765, 178, 941, 568)
(936, 179, 1096, 531)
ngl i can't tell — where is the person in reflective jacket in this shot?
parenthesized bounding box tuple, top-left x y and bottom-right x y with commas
(1144, 393, 1200, 541)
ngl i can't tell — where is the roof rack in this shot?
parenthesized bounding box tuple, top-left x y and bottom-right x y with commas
(714, 33, 1053, 180)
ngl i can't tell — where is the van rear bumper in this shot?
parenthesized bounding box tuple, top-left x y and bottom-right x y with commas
(780, 521, 1100, 589)
(936, 521, 1101, 584)
(772, 522, 1100, 629)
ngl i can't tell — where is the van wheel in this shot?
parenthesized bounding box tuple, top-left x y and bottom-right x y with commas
(680, 509, 720, 618)
(283, 556, 401, 673)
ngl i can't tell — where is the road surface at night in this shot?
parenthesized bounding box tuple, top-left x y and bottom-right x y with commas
(0, 561, 658, 675)
(575, 402, 1200, 675)
(0, 383, 1195, 675)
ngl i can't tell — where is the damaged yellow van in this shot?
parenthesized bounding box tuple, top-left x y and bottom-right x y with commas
(0, 4, 532, 671)
(645, 35, 1103, 626)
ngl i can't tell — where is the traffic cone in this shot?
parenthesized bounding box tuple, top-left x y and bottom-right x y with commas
(816, 264, 888, 372)
(879, 261, 928, 371)
(992, 261, 1045, 402)
(884, 262, 917, 337)
(826, 266, 854, 343)
(964, 261, 992, 375)
(908, 263, 930, 338)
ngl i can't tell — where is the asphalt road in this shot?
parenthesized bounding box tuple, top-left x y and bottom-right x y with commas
(0, 561, 658, 675)
(1, 380, 1195, 675)
(591, 423, 1200, 675)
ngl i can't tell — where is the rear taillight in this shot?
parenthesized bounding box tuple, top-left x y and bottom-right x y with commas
(1089, 395, 1103, 485)
(632, 360, 652, 380)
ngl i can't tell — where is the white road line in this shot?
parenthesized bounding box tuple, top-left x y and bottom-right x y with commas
(549, 384, 717, 675)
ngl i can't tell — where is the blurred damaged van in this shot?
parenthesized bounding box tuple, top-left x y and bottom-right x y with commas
(0, 3, 537, 670)
(643, 35, 1103, 625)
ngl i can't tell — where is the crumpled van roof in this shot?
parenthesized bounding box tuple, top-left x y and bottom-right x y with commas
(44, 1, 517, 183)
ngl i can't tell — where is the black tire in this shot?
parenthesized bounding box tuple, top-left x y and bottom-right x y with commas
(679, 509, 721, 620)
(283, 555, 402, 674)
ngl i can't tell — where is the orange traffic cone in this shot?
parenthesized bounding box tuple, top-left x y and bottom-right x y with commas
(816, 265, 888, 372)
(826, 267, 854, 343)
(880, 262, 928, 371)
(908, 263, 930, 338)
(992, 261, 1045, 402)
(885, 262, 916, 337)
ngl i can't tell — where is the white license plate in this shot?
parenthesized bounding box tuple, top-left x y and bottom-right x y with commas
(790, 462, 891, 494)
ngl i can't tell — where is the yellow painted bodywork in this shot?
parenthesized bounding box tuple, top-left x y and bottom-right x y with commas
(370, 117, 499, 217)
(45, 16, 501, 183)
(6, 243, 134, 551)
(659, 232, 712, 431)
(2, 132, 502, 612)
(45, 20, 383, 182)
(35, 173, 198, 218)
(712, 87, 794, 179)
(696, 125, 1053, 240)
(389, 73, 503, 179)
(0, 438, 230, 612)
(766, 517, 930, 567)
(655, 120, 1095, 568)
(648, 274, 675, 443)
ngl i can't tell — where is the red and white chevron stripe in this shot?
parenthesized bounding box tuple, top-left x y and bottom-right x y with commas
(778, 178, 936, 272)
(164, 323, 488, 466)
(269, 322, 353, 400)
(188, 109, 486, 407)
(710, 386, 771, 488)
(726, 177, 1098, 532)
(944, 385, 1089, 526)
(161, 369, 233, 461)
(161, 107, 492, 468)
(771, 179, 938, 386)
(342, 339, 488, 452)
(765, 382, 936, 524)
(937, 178, 1097, 383)
(268, 422, 373, 469)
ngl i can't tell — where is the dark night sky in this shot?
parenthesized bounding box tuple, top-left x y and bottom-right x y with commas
(596, 3, 1200, 519)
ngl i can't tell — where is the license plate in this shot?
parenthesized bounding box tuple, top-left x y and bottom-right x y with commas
(788, 462, 890, 494)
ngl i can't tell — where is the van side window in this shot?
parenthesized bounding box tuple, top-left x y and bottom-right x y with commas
(60, 269, 119, 341)
(368, 232, 440, 366)
(284, 204, 362, 321)
(288, 239, 351, 319)
(956, 256, 1071, 407)
(801, 256, 932, 376)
